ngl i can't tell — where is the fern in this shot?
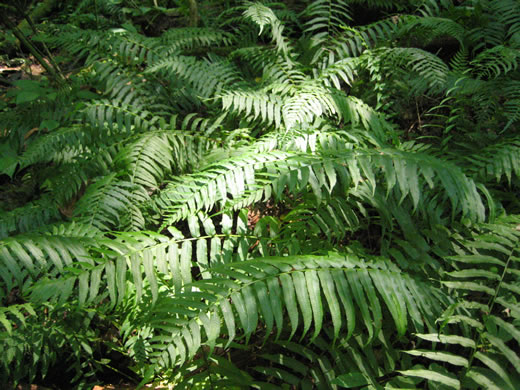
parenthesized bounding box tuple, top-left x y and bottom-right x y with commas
(302, 0, 352, 40)
(158, 145, 485, 227)
(399, 215, 520, 389)
(140, 253, 447, 368)
(148, 54, 247, 99)
(0, 196, 61, 239)
(160, 27, 235, 52)
(2, 0, 520, 387)
(243, 1, 294, 60)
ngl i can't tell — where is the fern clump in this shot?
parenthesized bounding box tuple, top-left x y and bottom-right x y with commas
(1, 0, 519, 388)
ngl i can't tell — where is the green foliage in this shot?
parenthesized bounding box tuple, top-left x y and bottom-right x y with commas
(1, 0, 520, 388)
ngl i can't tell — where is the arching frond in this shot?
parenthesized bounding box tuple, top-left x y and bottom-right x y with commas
(158, 145, 485, 227)
(0, 231, 94, 292)
(160, 27, 235, 52)
(73, 174, 149, 231)
(315, 56, 359, 89)
(219, 89, 284, 128)
(399, 215, 520, 389)
(369, 47, 450, 92)
(471, 45, 519, 79)
(114, 130, 212, 190)
(0, 196, 61, 239)
(325, 18, 400, 60)
(302, 0, 352, 40)
(147, 54, 247, 99)
(81, 100, 162, 135)
(12, 126, 89, 171)
(144, 253, 446, 368)
(243, 2, 293, 60)
(402, 15, 465, 45)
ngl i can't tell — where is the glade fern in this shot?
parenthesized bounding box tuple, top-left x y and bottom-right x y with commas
(1, 0, 519, 388)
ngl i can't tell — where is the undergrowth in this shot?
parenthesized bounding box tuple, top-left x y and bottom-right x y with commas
(1, 0, 519, 388)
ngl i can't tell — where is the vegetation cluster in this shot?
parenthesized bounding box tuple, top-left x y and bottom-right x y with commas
(1, 0, 520, 389)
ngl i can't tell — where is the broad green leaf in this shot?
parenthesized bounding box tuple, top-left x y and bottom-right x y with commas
(88, 266, 103, 303)
(78, 271, 89, 306)
(254, 281, 274, 339)
(16, 91, 40, 104)
(116, 255, 127, 305)
(441, 281, 495, 295)
(371, 271, 407, 337)
(446, 269, 501, 280)
(143, 250, 158, 303)
(346, 269, 373, 340)
(446, 255, 505, 266)
(242, 285, 259, 341)
(130, 253, 143, 302)
(220, 298, 236, 347)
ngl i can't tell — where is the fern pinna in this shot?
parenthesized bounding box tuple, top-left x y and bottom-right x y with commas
(0, 0, 519, 388)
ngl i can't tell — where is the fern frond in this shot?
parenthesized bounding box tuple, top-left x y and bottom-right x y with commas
(254, 329, 397, 389)
(114, 131, 207, 190)
(399, 215, 520, 389)
(0, 304, 35, 335)
(145, 253, 446, 369)
(92, 60, 151, 108)
(44, 27, 160, 66)
(220, 89, 284, 128)
(322, 17, 399, 61)
(0, 232, 94, 293)
(471, 45, 519, 79)
(158, 146, 485, 227)
(157, 150, 288, 225)
(403, 15, 465, 45)
(489, 0, 520, 39)
(13, 126, 89, 171)
(147, 54, 246, 99)
(418, 0, 452, 17)
(81, 99, 162, 135)
(282, 82, 340, 129)
(160, 27, 234, 52)
(0, 196, 61, 239)
(463, 137, 520, 184)
(370, 47, 450, 92)
(450, 47, 470, 73)
(243, 2, 293, 60)
(302, 0, 352, 39)
(23, 213, 256, 306)
(315, 56, 359, 89)
(73, 174, 148, 231)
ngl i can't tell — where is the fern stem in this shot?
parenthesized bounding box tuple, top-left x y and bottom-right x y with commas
(487, 246, 517, 314)
(20, 10, 64, 77)
(3, 18, 65, 84)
